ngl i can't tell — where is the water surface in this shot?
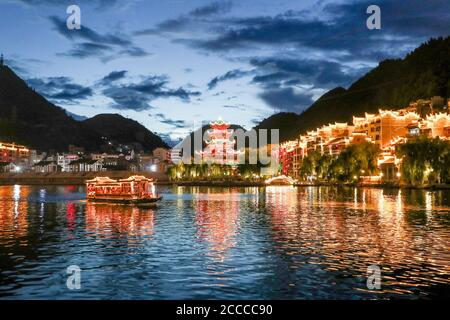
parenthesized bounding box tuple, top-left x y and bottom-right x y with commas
(0, 185, 449, 299)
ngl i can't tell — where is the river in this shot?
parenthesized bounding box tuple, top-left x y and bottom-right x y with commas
(0, 185, 449, 299)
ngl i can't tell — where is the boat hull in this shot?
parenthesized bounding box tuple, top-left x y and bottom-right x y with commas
(87, 196, 162, 205)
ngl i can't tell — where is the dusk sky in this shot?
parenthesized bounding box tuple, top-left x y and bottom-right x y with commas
(1, 0, 449, 142)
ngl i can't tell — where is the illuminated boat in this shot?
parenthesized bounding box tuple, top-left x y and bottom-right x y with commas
(86, 175, 162, 205)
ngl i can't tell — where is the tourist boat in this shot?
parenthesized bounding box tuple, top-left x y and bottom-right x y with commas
(86, 175, 162, 205)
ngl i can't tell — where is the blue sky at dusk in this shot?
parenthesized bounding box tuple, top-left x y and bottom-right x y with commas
(1, 0, 449, 141)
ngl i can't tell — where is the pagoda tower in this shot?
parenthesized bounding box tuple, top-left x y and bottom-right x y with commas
(197, 118, 242, 165)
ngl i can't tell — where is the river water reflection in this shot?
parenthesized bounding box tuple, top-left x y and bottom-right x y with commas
(0, 185, 449, 299)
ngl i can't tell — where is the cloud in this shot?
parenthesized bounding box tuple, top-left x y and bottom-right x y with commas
(101, 75, 201, 111)
(144, 0, 447, 68)
(251, 72, 291, 89)
(3, 58, 31, 76)
(223, 104, 245, 111)
(326, 0, 450, 38)
(102, 86, 153, 111)
(48, 16, 149, 61)
(24, 70, 200, 112)
(156, 132, 183, 147)
(49, 16, 131, 46)
(18, 0, 119, 9)
(57, 42, 112, 59)
(134, 1, 233, 36)
(207, 69, 253, 89)
(23, 0, 449, 116)
(134, 18, 189, 36)
(259, 87, 314, 113)
(154, 113, 188, 129)
(251, 118, 264, 126)
(26, 76, 93, 104)
(133, 0, 449, 114)
(190, 1, 233, 17)
(118, 46, 149, 57)
(250, 57, 358, 88)
(189, 0, 449, 58)
(99, 70, 128, 85)
(205, 59, 357, 112)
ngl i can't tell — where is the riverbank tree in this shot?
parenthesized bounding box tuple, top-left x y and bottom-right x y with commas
(167, 162, 265, 181)
(300, 142, 380, 182)
(396, 136, 450, 184)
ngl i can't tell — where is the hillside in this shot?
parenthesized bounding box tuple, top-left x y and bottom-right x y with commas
(0, 64, 167, 152)
(255, 37, 450, 141)
(0, 65, 102, 151)
(83, 114, 168, 152)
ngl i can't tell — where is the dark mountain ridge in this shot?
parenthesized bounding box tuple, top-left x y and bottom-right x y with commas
(83, 114, 168, 152)
(0, 64, 167, 152)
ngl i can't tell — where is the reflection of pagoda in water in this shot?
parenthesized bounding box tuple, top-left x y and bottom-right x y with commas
(194, 190, 240, 261)
(196, 118, 242, 165)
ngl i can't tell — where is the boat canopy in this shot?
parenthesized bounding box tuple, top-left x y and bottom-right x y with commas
(86, 176, 118, 184)
(118, 175, 154, 183)
(86, 175, 155, 185)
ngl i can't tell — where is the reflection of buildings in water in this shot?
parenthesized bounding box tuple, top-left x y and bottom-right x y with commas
(266, 186, 299, 235)
(175, 186, 185, 211)
(85, 203, 154, 239)
(64, 185, 79, 193)
(265, 186, 450, 290)
(194, 190, 240, 261)
(66, 202, 78, 233)
(0, 185, 30, 241)
(425, 191, 433, 219)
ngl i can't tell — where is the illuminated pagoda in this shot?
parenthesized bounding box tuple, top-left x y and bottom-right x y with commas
(196, 117, 242, 165)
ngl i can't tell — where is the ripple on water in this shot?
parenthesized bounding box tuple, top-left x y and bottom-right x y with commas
(0, 185, 449, 299)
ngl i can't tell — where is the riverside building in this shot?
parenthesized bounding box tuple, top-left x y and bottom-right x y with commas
(278, 101, 450, 181)
(196, 118, 242, 165)
(0, 142, 30, 163)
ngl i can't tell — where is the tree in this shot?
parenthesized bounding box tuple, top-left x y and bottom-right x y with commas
(337, 142, 380, 181)
(300, 150, 321, 178)
(316, 154, 333, 180)
(397, 136, 450, 184)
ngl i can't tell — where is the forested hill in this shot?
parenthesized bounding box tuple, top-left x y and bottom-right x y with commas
(0, 64, 167, 152)
(255, 36, 450, 142)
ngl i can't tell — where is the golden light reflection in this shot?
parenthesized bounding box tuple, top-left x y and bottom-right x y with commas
(193, 189, 240, 262)
(85, 203, 154, 240)
(425, 191, 433, 220)
(0, 186, 30, 243)
(265, 187, 450, 291)
(266, 186, 299, 236)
